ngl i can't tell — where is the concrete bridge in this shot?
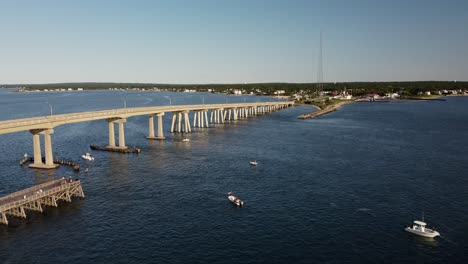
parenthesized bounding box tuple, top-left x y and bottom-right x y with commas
(0, 101, 294, 169)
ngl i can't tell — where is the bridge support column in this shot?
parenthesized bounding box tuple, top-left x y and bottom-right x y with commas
(178, 112, 182, 132)
(157, 113, 165, 138)
(148, 115, 155, 137)
(32, 133, 42, 166)
(118, 120, 126, 148)
(0, 213, 7, 225)
(204, 111, 209, 127)
(220, 109, 225, 123)
(171, 112, 189, 133)
(182, 111, 191, 133)
(108, 120, 116, 147)
(199, 112, 203, 127)
(29, 129, 59, 169)
(193, 111, 207, 128)
(193, 111, 198, 128)
(107, 118, 127, 149)
(43, 129, 55, 167)
(171, 112, 177, 132)
(147, 113, 165, 140)
(198, 112, 202, 127)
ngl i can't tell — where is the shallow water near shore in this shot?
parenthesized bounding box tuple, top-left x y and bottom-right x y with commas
(0, 90, 468, 263)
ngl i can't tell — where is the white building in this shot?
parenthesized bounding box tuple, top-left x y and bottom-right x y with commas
(274, 90, 285, 95)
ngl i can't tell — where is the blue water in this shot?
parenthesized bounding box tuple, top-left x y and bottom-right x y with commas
(0, 90, 467, 263)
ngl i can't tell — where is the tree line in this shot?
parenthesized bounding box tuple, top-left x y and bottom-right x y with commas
(2, 81, 467, 96)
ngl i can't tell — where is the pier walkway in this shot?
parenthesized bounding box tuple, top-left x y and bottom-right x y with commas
(0, 178, 84, 225)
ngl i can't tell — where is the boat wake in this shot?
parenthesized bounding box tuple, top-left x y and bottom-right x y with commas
(356, 208, 371, 212)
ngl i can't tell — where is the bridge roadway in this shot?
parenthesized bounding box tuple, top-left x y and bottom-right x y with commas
(0, 101, 294, 169)
(0, 178, 84, 225)
(0, 102, 293, 134)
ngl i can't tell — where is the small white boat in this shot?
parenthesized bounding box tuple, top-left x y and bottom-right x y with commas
(405, 220, 440, 238)
(182, 138, 190, 142)
(228, 192, 244, 207)
(250, 160, 258, 166)
(82, 153, 94, 161)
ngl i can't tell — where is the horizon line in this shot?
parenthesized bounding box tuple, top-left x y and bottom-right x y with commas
(1, 80, 466, 86)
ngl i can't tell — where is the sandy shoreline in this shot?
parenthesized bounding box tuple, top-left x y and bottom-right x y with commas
(297, 101, 353, 119)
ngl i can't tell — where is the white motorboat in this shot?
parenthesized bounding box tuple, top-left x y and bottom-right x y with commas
(405, 220, 440, 238)
(82, 153, 94, 161)
(250, 160, 258, 166)
(182, 138, 190, 142)
(228, 192, 244, 207)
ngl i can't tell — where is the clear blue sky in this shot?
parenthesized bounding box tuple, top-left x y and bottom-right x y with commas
(1, 0, 467, 84)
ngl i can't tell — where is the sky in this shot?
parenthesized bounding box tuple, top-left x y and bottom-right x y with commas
(1, 0, 467, 84)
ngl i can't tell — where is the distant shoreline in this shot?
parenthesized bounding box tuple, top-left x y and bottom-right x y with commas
(296, 95, 468, 119)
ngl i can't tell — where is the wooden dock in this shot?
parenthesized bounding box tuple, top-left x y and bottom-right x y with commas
(0, 178, 84, 225)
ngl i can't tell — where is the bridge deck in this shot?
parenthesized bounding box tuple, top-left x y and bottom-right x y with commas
(0, 101, 294, 134)
(0, 178, 84, 225)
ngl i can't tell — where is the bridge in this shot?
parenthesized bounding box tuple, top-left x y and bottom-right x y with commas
(0, 101, 294, 169)
(0, 178, 84, 225)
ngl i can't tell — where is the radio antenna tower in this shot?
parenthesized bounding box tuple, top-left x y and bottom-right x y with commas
(316, 31, 324, 96)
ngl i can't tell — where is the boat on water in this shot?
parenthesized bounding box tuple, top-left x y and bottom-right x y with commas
(228, 192, 244, 207)
(182, 138, 190, 142)
(405, 220, 440, 238)
(82, 153, 94, 161)
(250, 160, 258, 166)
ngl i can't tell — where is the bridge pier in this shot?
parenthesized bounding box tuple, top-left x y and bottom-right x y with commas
(193, 110, 209, 128)
(147, 113, 165, 140)
(218, 109, 224, 123)
(107, 118, 127, 149)
(29, 129, 59, 169)
(211, 109, 224, 124)
(171, 111, 191, 133)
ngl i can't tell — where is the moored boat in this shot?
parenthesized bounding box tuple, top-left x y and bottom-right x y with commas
(250, 160, 258, 166)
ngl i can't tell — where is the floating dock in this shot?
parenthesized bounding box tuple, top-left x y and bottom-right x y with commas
(90, 145, 141, 154)
(0, 178, 84, 225)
